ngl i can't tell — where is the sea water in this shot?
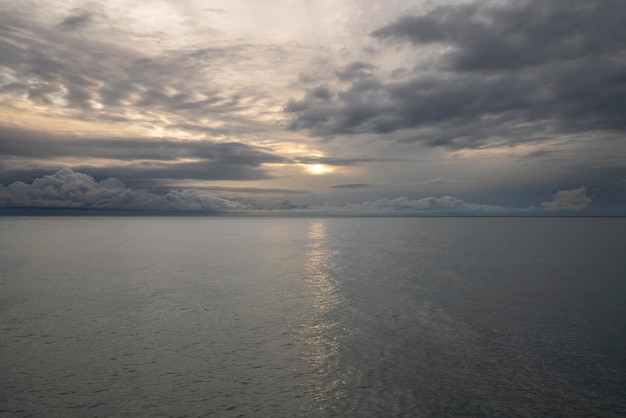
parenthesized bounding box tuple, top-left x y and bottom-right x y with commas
(1, 217, 625, 417)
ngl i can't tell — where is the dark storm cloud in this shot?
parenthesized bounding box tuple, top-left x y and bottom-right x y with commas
(0, 162, 273, 189)
(0, 127, 284, 163)
(286, 0, 626, 149)
(73, 160, 275, 185)
(371, 1, 625, 72)
(0, 127, 285, 185)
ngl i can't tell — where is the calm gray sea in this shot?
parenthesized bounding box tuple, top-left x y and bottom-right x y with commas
(1, 217, 625, 417)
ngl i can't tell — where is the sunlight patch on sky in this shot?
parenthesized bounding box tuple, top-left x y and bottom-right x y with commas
(305, 164, 334, 175)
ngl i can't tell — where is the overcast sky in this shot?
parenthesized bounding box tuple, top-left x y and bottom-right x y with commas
(1, 0, 624, 215)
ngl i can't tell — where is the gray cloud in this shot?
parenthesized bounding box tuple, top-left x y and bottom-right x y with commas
(218, 194, 511, 215)
(72, 161, 274, 186)
(286, 0, 626, 149)
(196, 186, 308, 195)
(59, 12, 92, 31)
(247, 194, 511, 215)
(540, 187, 591, 211)
(0, 168, 242, 213)
(331, 183, 372, 189)
(0, 127, 283, 163)
(371, 1, 625, 72)
(0, 12, 275, 132)
(340, 196, 506, 214)
(0, 126, 284, 185)
(335, 62, 377, 82)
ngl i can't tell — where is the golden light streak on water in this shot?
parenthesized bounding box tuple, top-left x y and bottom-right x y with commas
(301, 220, 346, 409)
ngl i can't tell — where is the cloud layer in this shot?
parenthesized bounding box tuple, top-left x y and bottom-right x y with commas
(0, 169, 596, 215)
(0, 0, 623, 215)
(339, 196, 506, 214)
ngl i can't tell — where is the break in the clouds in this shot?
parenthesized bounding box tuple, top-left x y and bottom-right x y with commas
(0, 0, 624, 215)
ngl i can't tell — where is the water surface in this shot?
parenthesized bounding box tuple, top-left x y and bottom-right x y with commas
(1, 217, 625, 416)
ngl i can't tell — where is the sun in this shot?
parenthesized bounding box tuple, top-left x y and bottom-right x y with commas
(305, 164, 333, 175)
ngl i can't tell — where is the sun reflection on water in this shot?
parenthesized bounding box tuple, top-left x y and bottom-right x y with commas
(300, 219, 346, 408)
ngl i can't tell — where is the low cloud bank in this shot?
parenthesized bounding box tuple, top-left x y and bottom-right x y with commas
(0, 168, 242, 212)
(1, 169, 593, 215)
(340, 196, 505, 214)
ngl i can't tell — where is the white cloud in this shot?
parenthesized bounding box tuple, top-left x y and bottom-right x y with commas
(0, 168, 242, 212)
(540, 186, 591, 211)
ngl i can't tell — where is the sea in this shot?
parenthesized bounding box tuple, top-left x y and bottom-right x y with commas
(1, 217, 625, 417)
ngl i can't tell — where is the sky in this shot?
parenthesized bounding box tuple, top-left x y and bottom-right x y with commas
(0, 0, 625, 215)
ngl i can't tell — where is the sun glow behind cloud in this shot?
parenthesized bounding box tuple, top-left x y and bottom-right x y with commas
(305, 164, 334, 175)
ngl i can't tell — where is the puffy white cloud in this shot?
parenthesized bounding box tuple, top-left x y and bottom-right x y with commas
(0, 168, 242, 212)
(540, 187, 591, 211)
